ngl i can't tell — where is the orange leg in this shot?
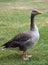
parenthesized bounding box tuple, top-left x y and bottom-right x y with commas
(22, 51, 32, 60)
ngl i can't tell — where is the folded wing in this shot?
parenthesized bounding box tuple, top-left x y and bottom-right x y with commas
(2, 32, 32, 48)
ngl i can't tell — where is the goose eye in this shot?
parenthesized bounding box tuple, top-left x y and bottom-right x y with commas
(33, 11, 36, 12)
(32, 10, 37, 12)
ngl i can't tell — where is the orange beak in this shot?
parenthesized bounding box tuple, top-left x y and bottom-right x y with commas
(37, 11, 43, 14)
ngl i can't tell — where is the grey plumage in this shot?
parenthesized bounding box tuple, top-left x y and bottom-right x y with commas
(2, 10, 42, 52)
(2, 31, 34, 51)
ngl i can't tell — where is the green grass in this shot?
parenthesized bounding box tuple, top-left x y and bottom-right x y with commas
(0, 0, 48, 65)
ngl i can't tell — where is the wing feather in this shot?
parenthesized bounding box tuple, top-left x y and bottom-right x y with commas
(2, 31, 32, 48)
(12, 32, 32, 42)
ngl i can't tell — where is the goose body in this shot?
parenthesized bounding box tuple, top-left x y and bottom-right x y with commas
(2, 10, 42, 60)
(19, 24, 39, 51)
(2, 23, 39, 51)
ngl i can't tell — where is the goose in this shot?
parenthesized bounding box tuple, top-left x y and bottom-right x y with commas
(2, 10, 42, 60)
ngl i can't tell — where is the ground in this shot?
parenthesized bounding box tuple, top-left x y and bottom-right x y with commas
(0, 0, 48, 65)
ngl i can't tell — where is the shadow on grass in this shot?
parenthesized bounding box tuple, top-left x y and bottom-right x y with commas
(0, 52, 22, 62)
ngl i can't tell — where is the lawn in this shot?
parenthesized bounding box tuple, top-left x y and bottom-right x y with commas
(0, 0, 48, 65)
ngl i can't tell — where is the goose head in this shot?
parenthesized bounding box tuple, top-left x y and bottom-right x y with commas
(30, 10, 43, 30)
(31, 10, 43, 16)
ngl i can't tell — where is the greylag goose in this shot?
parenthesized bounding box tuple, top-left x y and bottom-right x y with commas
(2, 10, 42, 60)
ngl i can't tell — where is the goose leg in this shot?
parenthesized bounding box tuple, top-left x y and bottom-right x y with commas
(27, 54, 32, 58)
(22, 51, 32, 60)
(23, 51, 29, 60)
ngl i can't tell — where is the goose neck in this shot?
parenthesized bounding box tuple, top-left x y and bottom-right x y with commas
(30, 15, 35, 30)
